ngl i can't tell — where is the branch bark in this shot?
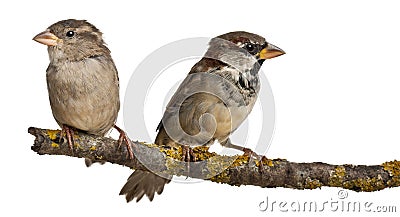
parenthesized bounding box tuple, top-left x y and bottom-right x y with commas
(29, 127, 400, 192)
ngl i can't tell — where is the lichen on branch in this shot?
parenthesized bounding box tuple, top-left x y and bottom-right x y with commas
(29, 127, 400, 192)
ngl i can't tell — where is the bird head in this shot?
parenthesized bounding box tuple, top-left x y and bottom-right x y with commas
(205, 31, 285, 73)
(33, 19, 110, 62)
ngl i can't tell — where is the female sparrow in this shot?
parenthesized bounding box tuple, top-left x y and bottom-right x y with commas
(33, 19, 133, 162)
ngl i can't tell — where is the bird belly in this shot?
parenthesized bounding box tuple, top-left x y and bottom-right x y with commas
(49, 93, 119, 135)
(227, 103, 254, 132)
(201, 99, 255, 144)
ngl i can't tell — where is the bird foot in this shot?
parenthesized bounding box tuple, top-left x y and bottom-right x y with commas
(242, 148, 267, 172)
(60, 125, 75, 154)
(114, 125, 134, 160)
(182, 145, 196, 176)
(242, 147, 259, 158)
(182, 145, 196, 162)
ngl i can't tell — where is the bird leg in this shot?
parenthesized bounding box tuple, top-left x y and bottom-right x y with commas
(113, 125, 134, 159)
(181, 145, 197, 177)
(242, 147, 260, 158)
(182, 145, 196, 162)
(60, 125, 75, 154)
(221, 138, 266, 171)
(221, 138, 259, 156)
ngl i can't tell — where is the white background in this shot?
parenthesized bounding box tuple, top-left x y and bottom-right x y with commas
(1, 0, 400, 216)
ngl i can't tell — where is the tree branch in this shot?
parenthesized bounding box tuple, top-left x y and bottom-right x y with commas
(29, 127, 400, 192)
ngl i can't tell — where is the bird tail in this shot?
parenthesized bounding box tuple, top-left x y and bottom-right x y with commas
(119, 170, 172, 202)
(119, 125, 173, 202)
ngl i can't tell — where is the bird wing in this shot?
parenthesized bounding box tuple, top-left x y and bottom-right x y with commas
(156, 59, 248, 146)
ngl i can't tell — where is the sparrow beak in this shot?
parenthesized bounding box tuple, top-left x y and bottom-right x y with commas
(259, 43, 285, 59)
(33, 30, 60, 46)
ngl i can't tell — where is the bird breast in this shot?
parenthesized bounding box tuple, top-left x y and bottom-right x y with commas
(212, 66, 259, 131)
(46, 56, 120, 135)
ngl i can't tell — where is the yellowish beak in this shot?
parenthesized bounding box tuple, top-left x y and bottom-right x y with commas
(33, 30, 60, 46)
(259, 43, 285, 59)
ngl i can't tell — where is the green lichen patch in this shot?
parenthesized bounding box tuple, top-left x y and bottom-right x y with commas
(255, 157, 274, 167)
(382, 160, 400, 187)
(160, 146, 181, 160)
(209, 170, 231, 184)
(230, 154, 250, 168)
(343, 176, 386, 192)
(157, 145, 218, 162)
(206, 154, 251, 184)
(382, 160, 400, 177)
(51, 142, 59, 148)
(74, 142, 82, 150)
(47, 129, 60, 141)
(193, 146, 215, 161)
(140, 141, 157, 148)
(304, 177, 322, 189)
(328, 166, 346, 187)
(95, 155, 103, 160)
(206, 155, 235, 177)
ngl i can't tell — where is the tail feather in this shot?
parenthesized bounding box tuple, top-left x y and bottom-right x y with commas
(119, 125, 174, 202)
(120, 170, 171, 202)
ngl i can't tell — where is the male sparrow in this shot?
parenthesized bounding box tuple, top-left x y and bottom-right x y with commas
(119, 31, 285, 202)
(33, 19, 133, 162)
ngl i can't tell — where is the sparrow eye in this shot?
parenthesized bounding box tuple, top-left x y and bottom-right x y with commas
(245, 43, 256, 53)
(66, 31, 75, 37)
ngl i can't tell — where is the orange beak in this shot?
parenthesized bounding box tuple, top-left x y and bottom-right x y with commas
(33, 30, 60, 46)
(259, 43, 285, 59)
